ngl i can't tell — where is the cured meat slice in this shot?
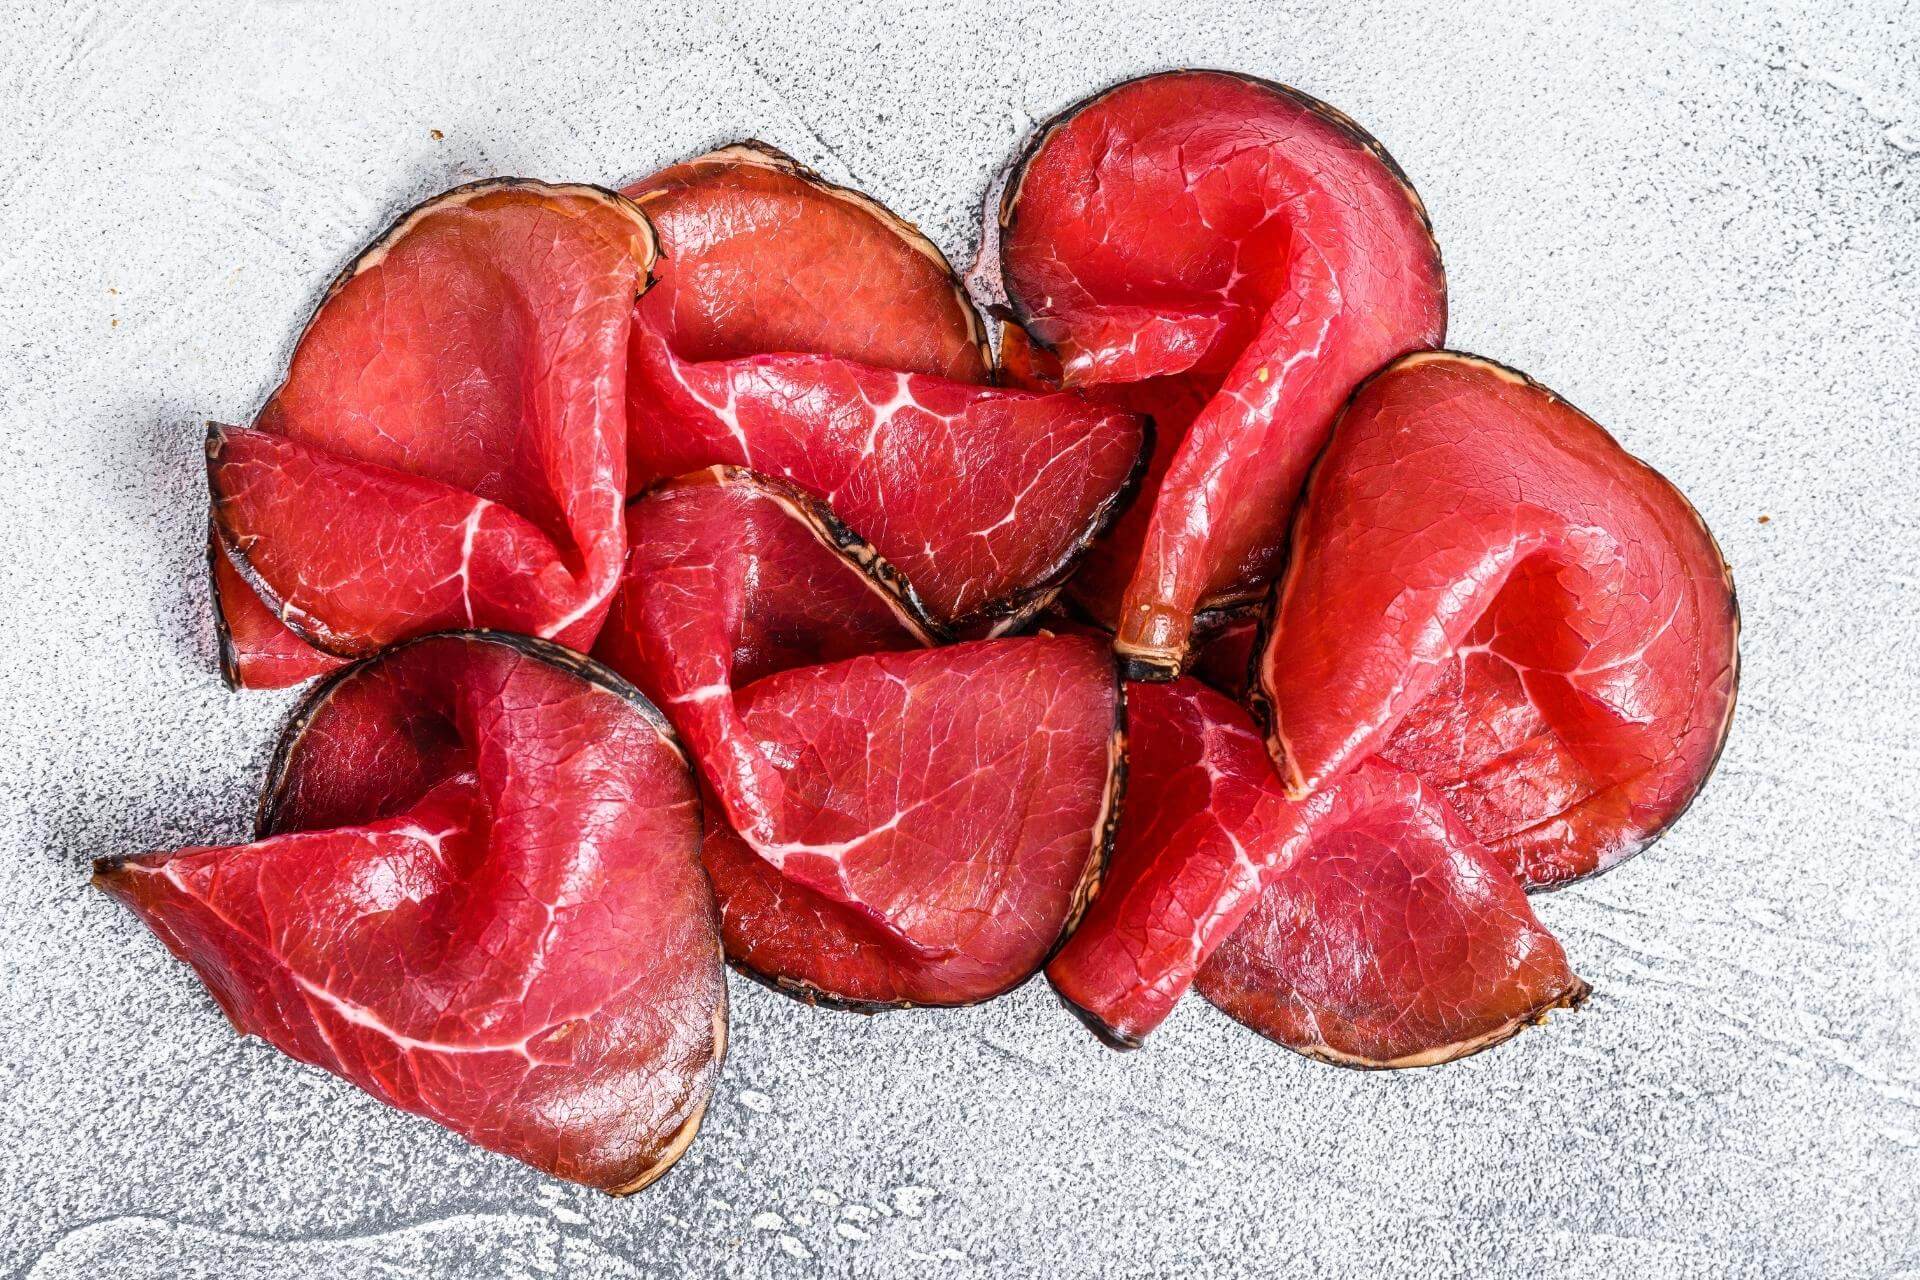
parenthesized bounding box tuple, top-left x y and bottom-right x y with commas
(1051, 680, 1585, 1059)
(94, 633, 723, 1193)
(1253, 352, 1740, 887)
(594, 473, 1122, 1007)
(592, 467, 938, 805)
(701, 637, 1121, 1008)
(1047, 680, 1310, 1046)
(623, 145, 1146, 632)
(625, 350, 1146, 629)
(623, 142, 989, 379)
(1195, 759, 1588, 1068)
(210, 180, 654, 682)
(208, 525, 344, 689)
(996, 70, 1447, 672)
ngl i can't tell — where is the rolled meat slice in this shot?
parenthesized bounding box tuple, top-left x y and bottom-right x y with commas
(594, 469, 1122, 1007)
(996, 69, 1447, 673)
(624, 144, 1148, 633)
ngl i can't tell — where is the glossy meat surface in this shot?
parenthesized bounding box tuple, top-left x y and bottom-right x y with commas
(211, 180, 652, 679)
(624, 146, 1145, 631)
(1254, 352, 1739, 886)
(95, 634, 723, 1192)
(998, 70, 1446, 671)
(594, 472, 1121, 1006)
(1197, 760, 1587, 1067)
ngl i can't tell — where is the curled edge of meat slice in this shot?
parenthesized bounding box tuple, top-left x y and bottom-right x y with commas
(1194, 758, 1590, 1070)
(988, 68, 1447, 679)
(1251, 350, 1741, 889)
(95, 632, 725, 1195)
(595, 469, 1127, 1010)
(624, 140, 992, 381)
(210, 178, 657, 682)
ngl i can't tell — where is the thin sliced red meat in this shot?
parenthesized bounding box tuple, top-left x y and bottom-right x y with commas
(94, 633, 723, 1193)
(1196, 759, 1588, 1067)
(1253, 352, 1740, 887)
(704, 637, 1121, 1007)
(210, 179, 653, 679)
(623, 146, 1147, 632)
(624, 142, 989, 379)
(996, 70, 1447, 672)
(208, 524, 343, 689)
(1048, 680, 1310, 1046)
(594, 472, 1122, 1006)
(626, 349, 1146, 629)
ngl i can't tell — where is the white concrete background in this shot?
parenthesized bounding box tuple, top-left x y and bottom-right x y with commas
(1, 1, 1914, 1276)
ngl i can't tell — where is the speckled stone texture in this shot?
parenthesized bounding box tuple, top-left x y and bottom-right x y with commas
(1, 1, 1914, 1276)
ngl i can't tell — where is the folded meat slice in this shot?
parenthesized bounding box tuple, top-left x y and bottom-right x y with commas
(1048, 680, 1311, 1046)
(1196, 760, 1589, 1068)
(593, 470, 1123, 1007)
(996, 70, 1447, 672)
(208, 525, 344, 689)
(623, 144, 1146, 633)
(211, 179, 653, 684)
(1254, 352, 1740, 887)
(94, 633, 723, 1193)
(623, 142, 989, 379)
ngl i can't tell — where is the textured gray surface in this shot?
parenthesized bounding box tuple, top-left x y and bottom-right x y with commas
(1, 1, 1915, 1276)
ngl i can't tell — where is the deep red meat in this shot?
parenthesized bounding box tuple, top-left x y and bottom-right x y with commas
(94, 633, 724, 1193)
(996, 70, 1447, 671)
(1253, 352, 1740, 887)
(622, 145, 1147, 631)
(623, 142, 989, 379)
(594, 472, 1123, 1006)
(209, 525, 344, 689)
(1048, 680, 1310, 1046)
(210, 180, 653, 683)
(1195, 759, 1588, 1068)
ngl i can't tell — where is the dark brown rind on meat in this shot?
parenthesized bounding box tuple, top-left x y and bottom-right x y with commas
(206, 518, 245, 691)
(632, 140, 992, 377)
(724, 649, 1129, 1015)
(211, 180, 660, 660)
(945, 412, 1156, 639)
(255, 630, 689, 839)
(641, 465, 948, 646)
(1273, 975, 1591, 1072)
(1246, 348, 1741, 889)
(992, 68, 1444, 341)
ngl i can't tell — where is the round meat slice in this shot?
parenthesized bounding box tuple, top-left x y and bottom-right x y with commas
(210, 180, 654, 683)
(94, 633, 723, 1194)
(1253, 352, 1740, 887)
(1197, 759, 1589, 1068)
(996, 70, 1447, 674)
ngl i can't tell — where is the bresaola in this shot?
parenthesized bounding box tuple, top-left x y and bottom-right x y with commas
(993, 70, 1447, 674)
(95, 635, 723, 1192)
(97, 68, 1737, 1190)
(623, 144, 1147, 631)
(594, 470, 1122, 1007)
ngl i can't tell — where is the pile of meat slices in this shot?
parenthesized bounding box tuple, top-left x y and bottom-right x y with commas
(97, 70, 1739, 1192)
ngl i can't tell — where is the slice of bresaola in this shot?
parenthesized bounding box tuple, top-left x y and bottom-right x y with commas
(1253, 352, 1740, 888)
(1195, 759, 1589, 1068)
(210, 180, 654, 685)
(622, 144, 1147, 633)
(94, 633, 724, 1193)
(594, 469, 1123, 1007)
(995, 70, 1447, 671)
